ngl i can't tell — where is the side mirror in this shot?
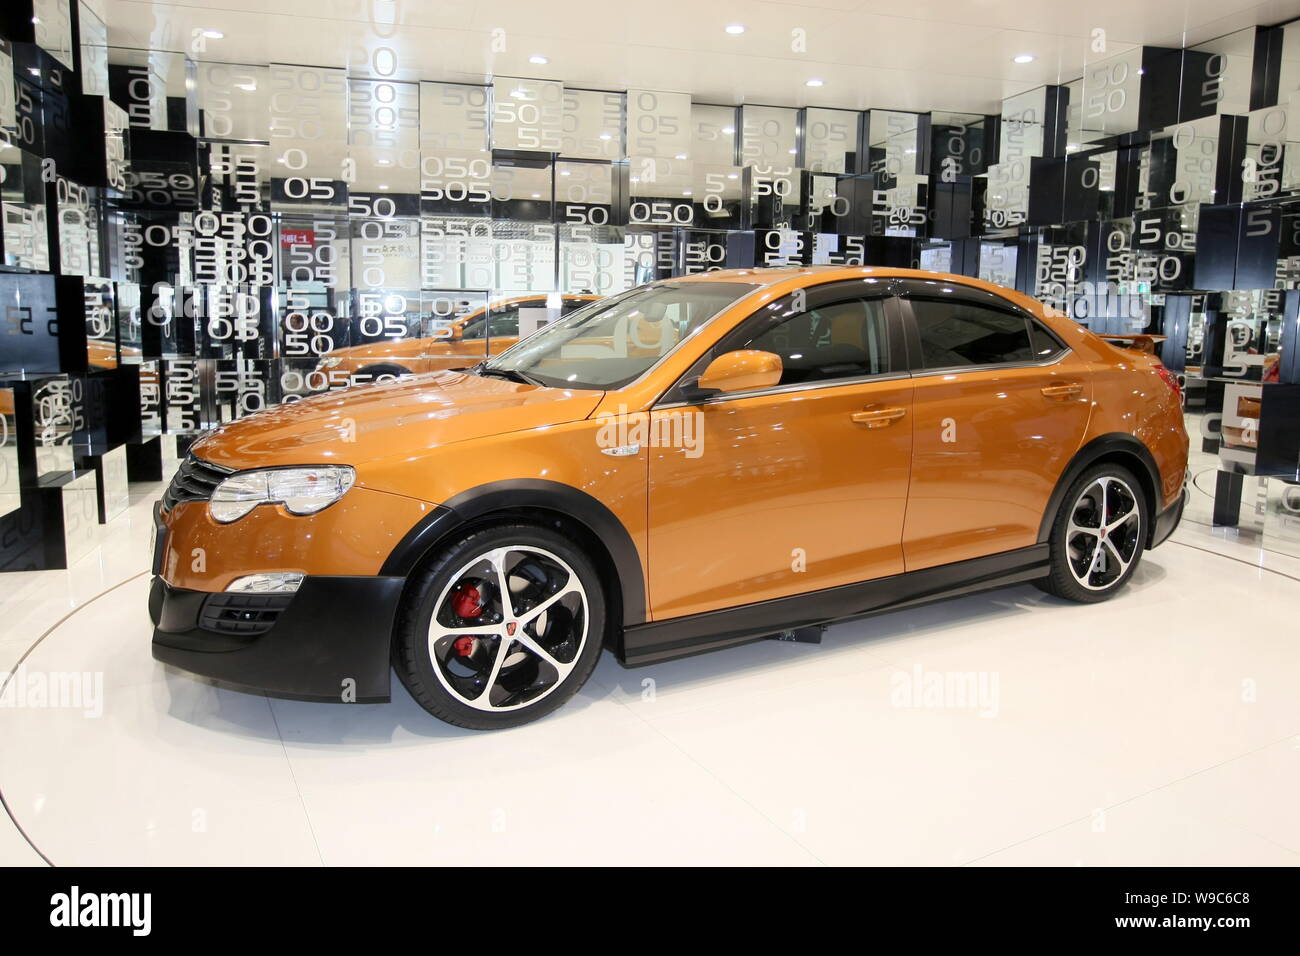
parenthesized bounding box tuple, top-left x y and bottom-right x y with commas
(695, 349, 783, 394)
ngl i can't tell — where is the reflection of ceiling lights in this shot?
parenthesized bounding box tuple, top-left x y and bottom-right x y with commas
(511, 88, 527, 98)
(531, 193, 542, 198)
(630, 177, 639, 183)
(237, 82, 256, 91)
(376, 158, 392, 165)
(682, 190, 693, 196)
(201, 29, 224, 39)
(725, 24, 745, 35)
(675, 153, 688, 160)
(599, 132, 612, 140)
(805, 78, 824, 87)
(1013, 54, 1034, 64)
(559, 169, 570, 176)
(727, 173, 738, 179)
(378, 184, 389, 190)
(722, 126, 735, 134)
(788, 148, 797, 154)
(529, 54, 548, 65)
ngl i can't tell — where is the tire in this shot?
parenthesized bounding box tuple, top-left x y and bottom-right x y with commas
(393, 522, 606, 730)
(1036, 463, 1148, 603)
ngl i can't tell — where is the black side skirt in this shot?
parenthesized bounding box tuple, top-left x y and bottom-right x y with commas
(618, 545, 1050, 667)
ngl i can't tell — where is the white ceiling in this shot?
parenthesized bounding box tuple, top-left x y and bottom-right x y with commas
(99, 0, 1300, 113)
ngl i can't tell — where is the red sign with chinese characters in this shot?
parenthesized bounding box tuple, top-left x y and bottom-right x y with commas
(280, 229, 315, 247)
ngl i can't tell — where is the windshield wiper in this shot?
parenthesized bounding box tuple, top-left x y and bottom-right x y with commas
(477, 365, 542, 387)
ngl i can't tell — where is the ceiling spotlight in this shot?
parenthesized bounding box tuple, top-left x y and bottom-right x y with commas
(560, 169, 571, 176)
(201, 29, 224, 39)
(683, 190, 693, 196)
(236, 82, 257, 91)
(725, 24, 745, 35)
(376, 158, 392, 165)
(727, 173, 738, 179)
(378, 184, 389, 190)
(805, 78, 824, 87)
(598, 132, 612, 140)
(675, 153, 688, 160)
(529, 54, 549, 65)
(531, 192, 542, 198)
(1013, 54, 1035, 64)
(721, 126, 735, 134)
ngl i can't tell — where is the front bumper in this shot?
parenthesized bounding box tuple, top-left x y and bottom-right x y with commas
(150, 574, 405, 703)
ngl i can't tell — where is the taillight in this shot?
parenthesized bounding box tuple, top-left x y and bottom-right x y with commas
(1154, 364, 1182, 401)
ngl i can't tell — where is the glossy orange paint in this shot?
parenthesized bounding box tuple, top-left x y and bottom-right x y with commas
(696, 348, 783, 392)
(317, 294, 599, 377)
(646, 376, 915, 618)
(161, 266, 1188, 627)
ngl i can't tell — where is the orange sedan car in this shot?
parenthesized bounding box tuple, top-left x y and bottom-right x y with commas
(314, 293, 599, 380)
(150, 267, 1188, 729)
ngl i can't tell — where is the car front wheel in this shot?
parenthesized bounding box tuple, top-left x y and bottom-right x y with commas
(1038, 463, 1148, 603)
(393, 523, 605, 729)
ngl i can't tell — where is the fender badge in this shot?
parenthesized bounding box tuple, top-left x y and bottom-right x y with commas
(600, 444, 641, 457)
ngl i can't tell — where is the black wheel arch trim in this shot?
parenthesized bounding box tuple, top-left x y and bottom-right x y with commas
(379, 479, 647, 627)
(1037, 433, 1163, 545)
(356, 362, 412, 378)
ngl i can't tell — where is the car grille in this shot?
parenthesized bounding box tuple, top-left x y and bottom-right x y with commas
(161, 454, 234, 512)
(199, 592, 295, 636)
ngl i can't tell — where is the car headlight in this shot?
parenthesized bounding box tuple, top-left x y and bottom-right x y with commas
(209, 466, 356, 524)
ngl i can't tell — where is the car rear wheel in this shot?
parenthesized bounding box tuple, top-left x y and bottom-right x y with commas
(393, 523, 605, 729)
(1037, 463, 1148, 603)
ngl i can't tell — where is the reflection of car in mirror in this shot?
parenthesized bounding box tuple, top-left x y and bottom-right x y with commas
(313, 294, 599, 381)
(149, 267, 1189, 730)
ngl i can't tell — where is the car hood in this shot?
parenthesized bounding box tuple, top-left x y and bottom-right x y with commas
(191, 370, 603, 473)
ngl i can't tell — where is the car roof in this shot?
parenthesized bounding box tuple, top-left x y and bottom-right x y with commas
(662, 265, 991, 288)
(658, 265, 1043, 312)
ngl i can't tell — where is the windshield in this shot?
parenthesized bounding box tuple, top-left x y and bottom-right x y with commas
(480, 282, 754, 389)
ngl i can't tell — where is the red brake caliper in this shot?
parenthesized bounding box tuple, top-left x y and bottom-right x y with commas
(451, 583, 485, 657)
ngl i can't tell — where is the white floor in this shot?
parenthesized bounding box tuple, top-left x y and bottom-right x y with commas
(2, 466, 1299, 866)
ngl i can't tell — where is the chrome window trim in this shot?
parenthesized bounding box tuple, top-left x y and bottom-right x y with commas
(652, 347, 1073, 410)
(906, 346, 1074, 379)
(653, 370, 913, 411)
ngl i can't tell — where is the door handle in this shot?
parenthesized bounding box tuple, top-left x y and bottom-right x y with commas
(850, 407, 907, 428)
(1040, 382, 1083, 400)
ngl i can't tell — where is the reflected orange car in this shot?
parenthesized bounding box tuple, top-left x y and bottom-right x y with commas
(314, 294, 599, 380)
(0, 341, 142, 416)
(150, 267, 1188, 730)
